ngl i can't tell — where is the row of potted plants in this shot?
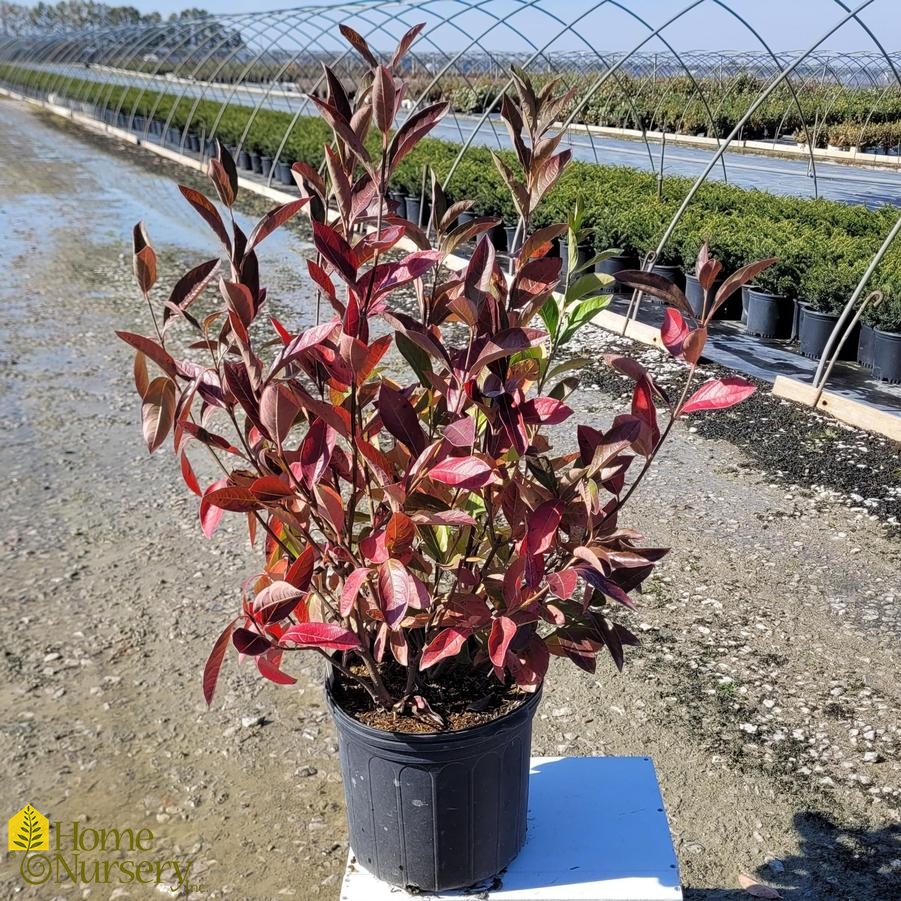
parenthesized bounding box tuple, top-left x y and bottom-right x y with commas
(4, 61, 900, 380)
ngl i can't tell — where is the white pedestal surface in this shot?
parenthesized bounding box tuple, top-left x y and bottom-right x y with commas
(340, 755, 683, 901)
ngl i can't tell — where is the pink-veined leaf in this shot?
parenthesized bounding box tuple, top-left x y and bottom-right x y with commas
(338, 23, 378, 67)
(377, 558, 414, 630)
(299, 418, 336, 486)
(312, 220, 358, 286)
(203, 486, 262, 513)
(199, 478, 228, 538)
(340, 567, 371, 617)
(372, 64, 396, 132)
(526, 500, 563, 555)
(389, 101, 449, 168)
(141, 376, 176, 453)
(488, 616, 517, 668)
(279, 621, 361, 651)
(427, 455, 494, 489)
(443, 416, 476, 448)
(202, 618, 236, 704)
(256, 652, 297, 685)
(409, 510, 478, 527)
(682, 377, 756, 414)
(419, 626, 472, 670)
(547, 568, 579, 600)
(253, 581, 306, 624)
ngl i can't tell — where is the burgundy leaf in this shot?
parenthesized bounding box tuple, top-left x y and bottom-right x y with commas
(116, 331, 178, 379)
(682, 377, 756, 414)
(444, 416, 476, 448)
(164, 258, 219, 323)
(713, 258, 778, 318)
(409, 510, 478, 527)
(520, 396, 573, 424)
(389, 101, 449, 168)
(613, 270, 692, 317)
(299, 418, 336, 486)
(470, 327, 546, 374)
(526, 500, 563, 555)
(419, 626, 472, 669)
(200, 478, 228, 538)
(260, 381, 301, 446)
(253, 581, 305, 624)
(203, 619, 236, 704)
(373, 65, 396, 132)
(132, 221, 156, 294)
(547, 568, 579, 600)
(577, 564, 637, 610)
(391, 22, 425, 68)
(312, 221, 358, 287)
(377, 383, 426, 456)
(204, 486, 261, 513)
(178, 184, 231, 251)
(338, 23, 378, 67)
(247, 198, 310, 253)
(233, 627, 271, 656)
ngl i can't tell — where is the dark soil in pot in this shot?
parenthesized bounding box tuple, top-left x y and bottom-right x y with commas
(798, 305, 858, 361)
(745, 288, 793, 338)
(596, 253, 639, 295)
(873, 328, 901, 383)
(327, 669, 540, 892)
(651, 263, 685, 291)
(858, 323, 876, 368)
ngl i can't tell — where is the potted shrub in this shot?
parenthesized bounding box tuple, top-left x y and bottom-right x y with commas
(796, 236, 868, 360)
(872, 258, 901, 382)
(119, 29, 761, 894)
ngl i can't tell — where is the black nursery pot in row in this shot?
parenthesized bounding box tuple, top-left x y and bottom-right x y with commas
(797, 304, 858, 362)
(684, 274, 742, 320)
(873, 328, 901, 383)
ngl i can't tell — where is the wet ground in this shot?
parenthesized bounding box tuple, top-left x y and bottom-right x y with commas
(1, 97, 900, 901)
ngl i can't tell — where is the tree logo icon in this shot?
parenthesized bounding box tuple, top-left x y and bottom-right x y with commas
(8, 805, 49, 852)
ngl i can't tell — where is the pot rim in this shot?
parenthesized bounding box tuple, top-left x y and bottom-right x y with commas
(325, 670, 543, 746)
(874, 327, 901, 338)
(746, 287, 789, 301)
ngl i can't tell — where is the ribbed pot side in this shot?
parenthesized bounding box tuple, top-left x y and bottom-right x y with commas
(326, 680, 542, 892)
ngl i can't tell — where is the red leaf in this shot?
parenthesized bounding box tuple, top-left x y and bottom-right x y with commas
(377, 383, 426, 456)
(220, 279, 254, 328)
(385, 512, 416, 560)
(279, 621, 360, 651)
(247, 197, 309, 253)
(179, 451, 201, 496)
(300, 418, 336, 486)
(427, 455, 494, 489)
(391, 22, 425, 67)
(253, 581, 305, 624)
(207, 157, 235, 207)
(132, 221, 156, 294)
(520, 396, 573, 425)
(713, 258, 778, 318)
(312, 221, 357, 287)
(340, 567, 371, 617)
(200, 478, 228, 538)
(682, 378, 756, 414)
(631, 378, 659, 457)
(510, 257, 562, 309)
(377, 558, 414, 630)
(202, 619, 236, 704)
(250, 475, 294, 503)
(256, 652, 297, 685)
(660, 308, 690, 358)
(683, 327, 707, 366)
(141, 377, 176, 453)
(526, 500, 563, 555)
(410, 510, 477, 527)
(178, 184, 231, 251)
(419, 626, 472, 670)
(260, 382, 301, 446)
(507, 635, 549, 691)
(116, 331, 178, 379)
(339, 23, 378, 67)
(488, 616, 517, 668)
(285, 546, 315, 591)
(204, 486, 262, 513)
(547, 568, 579, 600)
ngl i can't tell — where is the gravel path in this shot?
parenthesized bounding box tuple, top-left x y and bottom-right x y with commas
(1, 97, 899, 901)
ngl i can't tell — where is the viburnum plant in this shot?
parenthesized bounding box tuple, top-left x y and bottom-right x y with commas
(120, 25, 773, 721)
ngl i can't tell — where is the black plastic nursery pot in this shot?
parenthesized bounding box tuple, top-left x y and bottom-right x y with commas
(651, 263, 685, 291)
(250, 152, 262, 174)
(504, 224, 523, 255)
(405, 196, 427, 227)
(326, 678, 542, 893)
(559, 240, 593, 279)
(388, 192, 407, 219)
(276, 161, 294, 186)
(798, 305, 858, 361)
(745, 288, 793, 338)
(873, 328, 901, 383)
(237, 149, 252, 170)
(596, 253, 639, 295)
(858, 323, 876, 369)
(684, 274, 742, 320)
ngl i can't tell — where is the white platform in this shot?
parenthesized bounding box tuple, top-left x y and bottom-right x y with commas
(339, 756, 683, 901)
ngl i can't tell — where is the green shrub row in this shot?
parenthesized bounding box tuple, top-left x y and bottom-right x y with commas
(3, 62, 900, 330)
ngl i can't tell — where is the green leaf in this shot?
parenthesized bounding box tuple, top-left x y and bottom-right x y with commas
(559, 295, 612, 345)
(538, 296, 560, 338)
(13, 840, 26, 849)
(395, 332, 432, 387)
(565, 272, 612, 304)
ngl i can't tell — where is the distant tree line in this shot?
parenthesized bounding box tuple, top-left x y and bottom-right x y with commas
(0, 3, 212, 35)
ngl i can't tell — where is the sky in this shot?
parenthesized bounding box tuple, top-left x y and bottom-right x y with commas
(120, 0, 901, 53)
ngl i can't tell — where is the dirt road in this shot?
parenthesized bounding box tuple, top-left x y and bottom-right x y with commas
(1, 97, 898, 900)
